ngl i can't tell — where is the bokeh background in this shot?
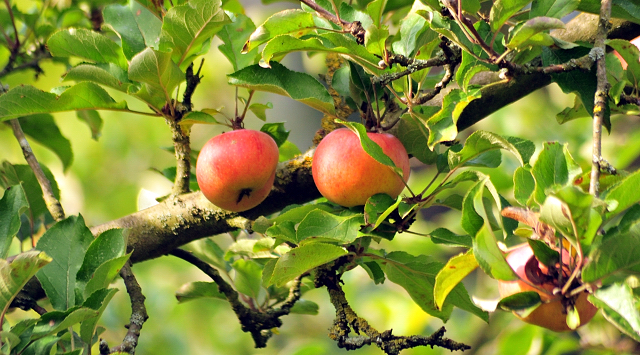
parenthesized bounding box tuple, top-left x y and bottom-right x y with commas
(2, 0, 640, 353)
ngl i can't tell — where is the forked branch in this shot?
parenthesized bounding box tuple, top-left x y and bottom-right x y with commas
(169, 248, 304, 348)
(315, 262, 471, 355)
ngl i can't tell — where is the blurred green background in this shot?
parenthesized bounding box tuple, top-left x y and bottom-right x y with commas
(2, 2, 640, 353)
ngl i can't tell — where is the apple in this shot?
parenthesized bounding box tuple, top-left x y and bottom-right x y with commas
(312, 128, 410, 207)
(498, 244, 598, 332)
(196, 129, 279, 212)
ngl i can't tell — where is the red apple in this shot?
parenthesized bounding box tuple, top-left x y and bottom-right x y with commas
(196, 129, 279, 212)
(498, 244, 598, 332)
(312, 128, 410, 207)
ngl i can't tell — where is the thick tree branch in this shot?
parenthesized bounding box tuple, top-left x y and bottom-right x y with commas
(90, 150, 318, 263)
(9, 119, 65, 221)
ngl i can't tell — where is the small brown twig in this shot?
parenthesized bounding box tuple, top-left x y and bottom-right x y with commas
(181, 60, 204, 111)
(590, 0, 612, 196)
(298, 0, 365, 44)
(9, 119, 65, 221)
(109, 262, 148, 354)
(169, 248, 304, 348)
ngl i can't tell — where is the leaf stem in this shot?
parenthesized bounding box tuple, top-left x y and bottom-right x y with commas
(9, 119, 65, 221)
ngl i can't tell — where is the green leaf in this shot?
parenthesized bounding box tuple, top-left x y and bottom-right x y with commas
(490, 0, 532, 32)
(131, 0, 163, 48)
(364, 193, 397, 228)
(244, 9, 316, 53)
(364, 25, 389, 58)
(63, 63, 136, 93)
(128, 47, 185, 110)
(76, 110, 103, 140)
(47, 28, 127, 68)
(527, 239, 560, 268)
(539, 186, 599, 248)
(497, 291, 541, 311)
(279, 140, 302, 162)
(297, 209, 364, 244)
(607, 39, 640, 89)
(0, 185, 29, 258)
(429, 228, 472, 248)
(339, 121, 404, 176)
(289, 299, 320, 315)
(0, 83, 130, 121)
(0, 331, 21, 352)
(531, 0, 580, 19)
(582, 228, 640, 282)
(36, 215, 94, 311)
(0, 163, 60, 224)
(473, 222, 518, 281)
(393, 13, 434, 58)
(422, 10, 474, 53)
(176, 281, 226, 303)
(602, 169, 640, 219)
(233, 259, 263, 298)
(425, 88, 482, 149)
(228, 62, 335, 115)
(455, 21, 500, 89)
(359, 260, 386, 284)
(260, 122, 289, 147)
(542, 46, 610, 132)
(19, 114, 73, 171)
(531, 142, 581, 205)
(103, 4, 147, 60)
(396, 113, 438, 165)
(590, 284, 640, 341)
(249, 102, 272, 121)
(591, 283, 640, 341)
(507, 17, 565, 50)
(83, 254, 131, 300)
(260, 33, 381, 73)
(184, 239, 231, 272)
(448, 131, 532, 169)
(76, 228, 127, 300)
(218, 13, 259, 71)
(21, 336, 60, 355)
(434, 250, 479, 312)
(80, 288, 118, 345)
(0, 251, 51, 319)
(366, 0, 388, 27)
(160, 0, 230, 68)
(577, 0, 640, 25)
(384, 251, 487, 322)
(33, 307, 98, 339)
(514, 166, 535, 206)
(179, 111, 220, 127)
(269, 243, 347, 287)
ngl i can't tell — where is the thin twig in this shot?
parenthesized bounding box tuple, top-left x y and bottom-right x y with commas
(590, 0, 612, 196)
(109, 262, 148, 354)
(169, 248, 304, 348)
(166, 117, 192, 195)
(9, 119, 65, 221)
(298, 0, 365, 44)
(316, 263, 471, 354)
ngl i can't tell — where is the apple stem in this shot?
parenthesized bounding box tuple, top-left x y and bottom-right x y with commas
(235, 90, 255, 129)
